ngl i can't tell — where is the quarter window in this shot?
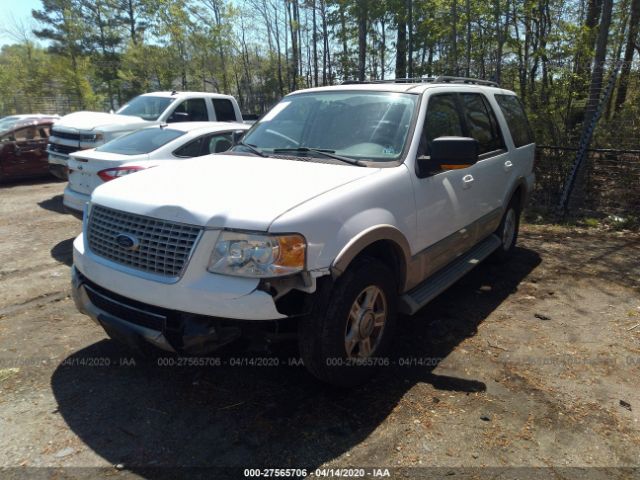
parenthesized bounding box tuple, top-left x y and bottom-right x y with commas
(494, 94, 533, 147)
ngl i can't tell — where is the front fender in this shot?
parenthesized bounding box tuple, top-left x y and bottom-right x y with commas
(331, 223, 411, 284)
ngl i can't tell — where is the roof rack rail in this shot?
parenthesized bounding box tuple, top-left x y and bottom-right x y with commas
(341, 76, 499, 87)
(342, 77, 436, 85)
(433, 76, 499, 87)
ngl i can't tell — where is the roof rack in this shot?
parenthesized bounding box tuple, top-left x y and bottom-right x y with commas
(342, 78, 435, 85)
(433, 76, 499, 87)
(341, 76, 499, 87)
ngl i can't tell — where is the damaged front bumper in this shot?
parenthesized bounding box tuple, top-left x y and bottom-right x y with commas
(72, 266, 251, 354)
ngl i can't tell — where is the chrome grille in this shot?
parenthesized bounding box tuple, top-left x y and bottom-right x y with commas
(48, 143, 79, 155)
(87, 205, 202, 278)
(51, 129, 80, 141)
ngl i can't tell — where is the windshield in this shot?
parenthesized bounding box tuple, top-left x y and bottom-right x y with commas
(0, 116, 21, 133)
(239, 91, 418, 163)
(116, 96, 175, 121)
(96, 128, 185, 155)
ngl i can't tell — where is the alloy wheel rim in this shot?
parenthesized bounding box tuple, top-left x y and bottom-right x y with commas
(344, 285, 387, 358)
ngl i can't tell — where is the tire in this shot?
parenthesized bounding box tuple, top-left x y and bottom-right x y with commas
(298, 257, 398, 387)
(492, 197, 521, 261)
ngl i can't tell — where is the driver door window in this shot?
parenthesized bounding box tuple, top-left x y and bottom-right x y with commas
(206, 133, 233, 154)
(14, 127, 36, 142)
(419, 94, 464, 157)
(173, 132, 234, 157)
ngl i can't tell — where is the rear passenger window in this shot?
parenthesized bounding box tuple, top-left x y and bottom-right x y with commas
(494, 94, 533, 147)
(459, 93, 505, 154)
(421, 94, 464, 155)
(213, 99, 237, 122)
(174, 137, 205, 157)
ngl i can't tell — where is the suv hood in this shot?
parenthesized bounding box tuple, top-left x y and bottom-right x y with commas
(54, 111, 153, 132)
(91, 154, 379, 230)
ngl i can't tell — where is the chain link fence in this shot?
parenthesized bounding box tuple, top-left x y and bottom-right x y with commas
(530, 147, 640, 222)
(0, 95, 109, 117)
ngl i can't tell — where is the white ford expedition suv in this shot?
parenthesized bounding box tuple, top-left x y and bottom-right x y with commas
(47, 91, 243, 179)
(71, 77, 535, 386)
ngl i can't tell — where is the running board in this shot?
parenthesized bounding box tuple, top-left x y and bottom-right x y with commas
(399, 234, 501, 315)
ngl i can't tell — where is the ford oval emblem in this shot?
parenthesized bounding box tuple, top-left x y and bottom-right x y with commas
(114, 233, 139, 251)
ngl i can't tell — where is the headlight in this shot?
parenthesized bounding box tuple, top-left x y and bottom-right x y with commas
(208, 231, 306, 278)
(79, 132, 104, 143)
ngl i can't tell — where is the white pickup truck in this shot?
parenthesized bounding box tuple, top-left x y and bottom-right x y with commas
(47, 91, 243, 179)
(71, 77, 535, 386)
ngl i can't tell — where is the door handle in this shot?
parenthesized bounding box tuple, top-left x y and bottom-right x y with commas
(462, 174, 474, 189)
(504, 160, 513, 172)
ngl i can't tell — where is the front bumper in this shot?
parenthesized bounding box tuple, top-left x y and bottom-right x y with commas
(72, 266, 247, 354)
(48, 151, 69, 166)
(73, 233, 285, 321)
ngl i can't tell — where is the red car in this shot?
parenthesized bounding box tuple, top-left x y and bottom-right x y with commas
(0, 115, 60, 181)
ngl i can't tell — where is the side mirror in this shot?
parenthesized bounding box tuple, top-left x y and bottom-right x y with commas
(417, 136, 479, 178)
(231, 130, 245, 145)
(168, 111, 190, 123)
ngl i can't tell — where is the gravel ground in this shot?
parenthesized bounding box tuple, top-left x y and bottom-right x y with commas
(1, 179, 639, 479)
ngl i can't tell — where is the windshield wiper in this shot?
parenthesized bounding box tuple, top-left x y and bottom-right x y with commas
(236, 141, 269, 157)
(273, 147, 365, 166)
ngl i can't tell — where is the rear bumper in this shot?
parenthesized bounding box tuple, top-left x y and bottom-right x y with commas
(72, 266, 244, 354)
(63, 186, 89, 214)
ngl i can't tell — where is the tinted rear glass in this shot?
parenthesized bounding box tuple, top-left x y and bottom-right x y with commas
(213, 99, 236, 121)
(459, 93, 505, 154)
(494, 94, 533, 147)
(96, 128, 185, 155)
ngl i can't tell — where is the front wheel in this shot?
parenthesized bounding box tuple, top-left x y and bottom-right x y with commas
(298, 257, 397, 387)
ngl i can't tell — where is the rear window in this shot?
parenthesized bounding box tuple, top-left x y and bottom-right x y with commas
(96, 128, 185, 155)
(494, 94, 533, 147)
(213, 99, 237, 121)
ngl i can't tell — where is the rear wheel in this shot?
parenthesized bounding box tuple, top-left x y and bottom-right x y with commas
(298, 257, 397, 387)
(493, 198, 521, 261)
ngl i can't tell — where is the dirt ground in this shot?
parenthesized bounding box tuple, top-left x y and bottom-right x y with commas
(1, 178, 639, 479)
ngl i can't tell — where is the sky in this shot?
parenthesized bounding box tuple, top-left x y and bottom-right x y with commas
(0, 0, 43, 48)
